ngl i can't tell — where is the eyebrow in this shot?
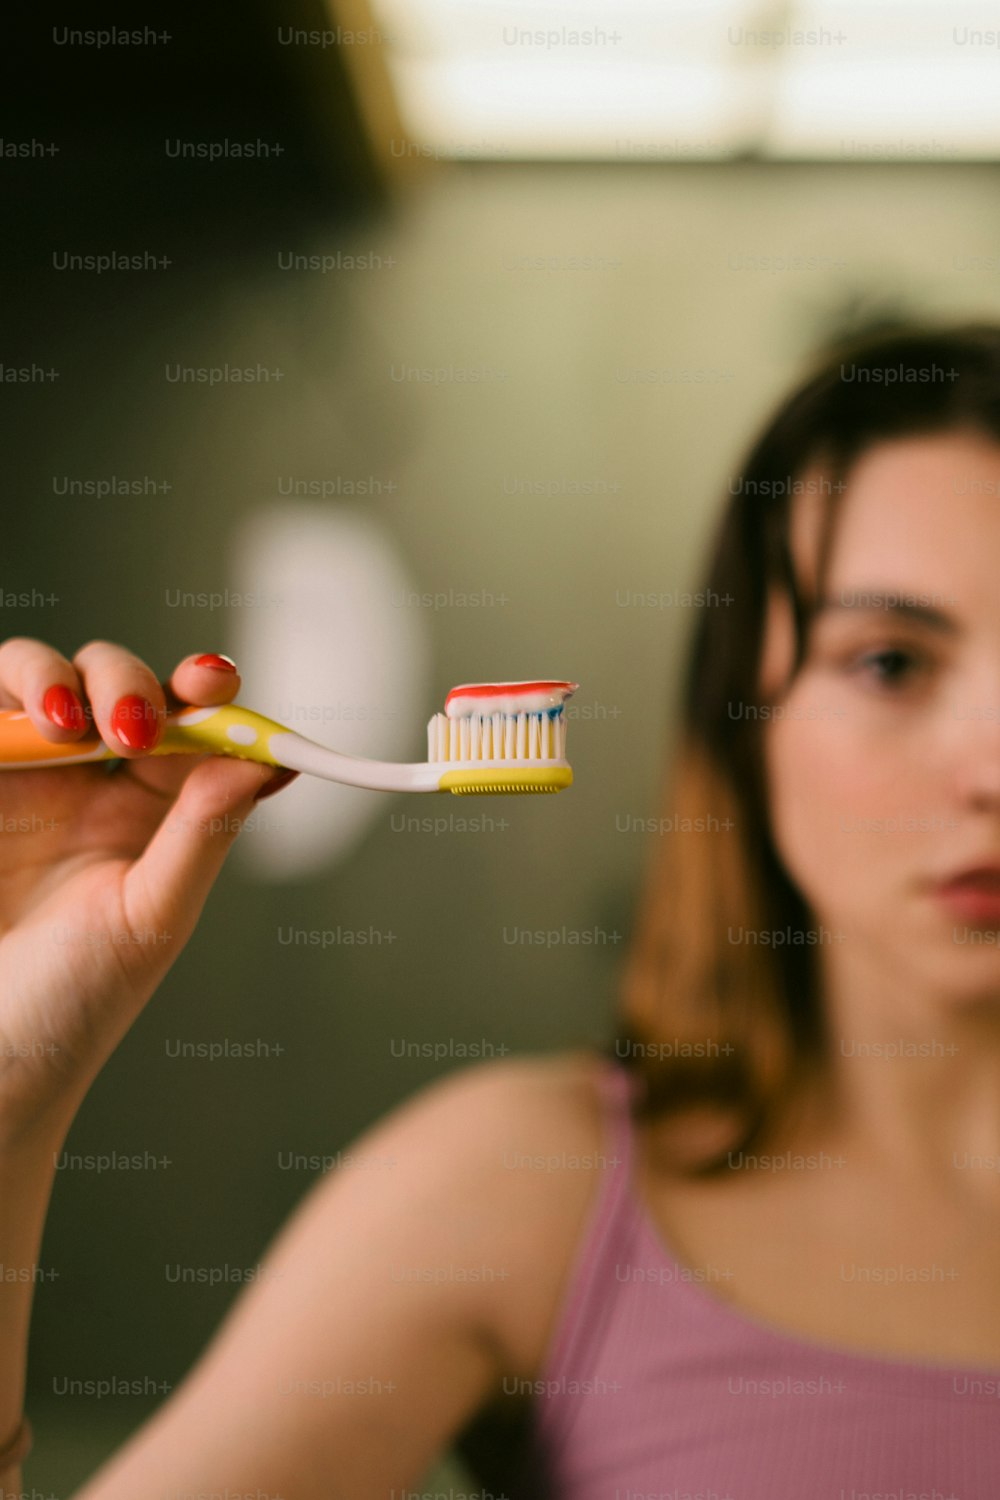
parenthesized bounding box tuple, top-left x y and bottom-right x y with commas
(814, 591, 959, 633)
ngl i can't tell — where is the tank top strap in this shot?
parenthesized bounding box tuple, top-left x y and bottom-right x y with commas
(534, 1052, 643, 1395)
(593, 1051, 640, 1212)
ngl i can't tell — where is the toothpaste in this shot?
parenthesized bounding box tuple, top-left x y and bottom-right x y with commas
(444, 680, 578, 719)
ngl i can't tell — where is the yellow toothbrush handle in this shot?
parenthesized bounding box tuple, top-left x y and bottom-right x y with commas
(155, 705, 286, 766)
(0, 704, 288, 769)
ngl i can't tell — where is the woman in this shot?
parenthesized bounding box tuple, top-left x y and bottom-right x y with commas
(2, 320, 1000, 1498)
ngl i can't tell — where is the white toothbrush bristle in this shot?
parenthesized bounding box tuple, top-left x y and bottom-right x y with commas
(424, 708, 570, 764)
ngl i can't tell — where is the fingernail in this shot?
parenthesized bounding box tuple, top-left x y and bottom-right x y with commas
(193, 653, 238, 673)
(111, 694, 160, 751)
(43, 684, 85, 732)
(253, 768, 299, 802)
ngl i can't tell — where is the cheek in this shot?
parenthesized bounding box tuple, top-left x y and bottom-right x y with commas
(765, 655, 934, 827)
(761, 687, 917, 906)
(764, 717, 846, 866)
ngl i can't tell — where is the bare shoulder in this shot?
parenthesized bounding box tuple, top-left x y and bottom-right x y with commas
(396, 1044, 609, 1147)
(382, 1045, 612, 1191)
(374, 1046, 613, 1380)
(352, 1044, 609, 1161)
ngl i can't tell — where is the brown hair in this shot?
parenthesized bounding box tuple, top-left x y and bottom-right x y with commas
(606, 316, 1000, 1174)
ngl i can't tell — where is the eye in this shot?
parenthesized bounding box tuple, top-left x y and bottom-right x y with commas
(849, 646, 926, 689)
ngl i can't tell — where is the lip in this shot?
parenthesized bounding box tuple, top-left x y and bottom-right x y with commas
(931, 866, 1000, 925)
(935, 864, 1000, 888)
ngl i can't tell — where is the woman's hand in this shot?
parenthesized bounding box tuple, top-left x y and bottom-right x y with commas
(0, 638, 297, 1147)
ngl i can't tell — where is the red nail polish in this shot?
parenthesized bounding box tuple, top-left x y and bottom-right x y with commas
(193, 653, 238, 673)
(253, 769, 299, 802)
(43, 684, 85, 732)
(110, 694, 160, 751)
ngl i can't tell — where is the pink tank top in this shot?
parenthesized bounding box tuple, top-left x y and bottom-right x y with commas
(528, 1054, 1000, 1497)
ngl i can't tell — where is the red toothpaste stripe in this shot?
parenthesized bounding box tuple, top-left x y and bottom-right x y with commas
(444, 680, 577, 713)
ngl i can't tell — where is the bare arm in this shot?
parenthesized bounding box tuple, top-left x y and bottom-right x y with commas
(67, 1058, 568, 1499)
(0, 1066, 503, 1499)
(0, 1127, 64, 1489)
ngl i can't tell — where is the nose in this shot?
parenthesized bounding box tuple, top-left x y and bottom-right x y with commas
(949, 683, 1000, 807)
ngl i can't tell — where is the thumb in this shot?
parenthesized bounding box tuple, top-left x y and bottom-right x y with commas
(124, 757, 293, 939)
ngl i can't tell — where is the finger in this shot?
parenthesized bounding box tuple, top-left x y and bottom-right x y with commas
(251, 767, 300, 800)
(0, 636, 90, 740)
(164, 652, 241, 711)
(124, 651, 244, 798)
(126, 648, 246, 798)
(72, 640, 166, 759)
(123, 756, 288, 942)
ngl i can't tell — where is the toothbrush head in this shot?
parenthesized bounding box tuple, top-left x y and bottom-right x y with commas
(429, 680, 578, 794)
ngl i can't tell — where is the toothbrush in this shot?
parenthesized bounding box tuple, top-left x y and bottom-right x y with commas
(0, 680, 579, 795)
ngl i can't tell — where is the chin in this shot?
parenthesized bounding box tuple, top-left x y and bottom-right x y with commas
(919, 947, 1000, 1009)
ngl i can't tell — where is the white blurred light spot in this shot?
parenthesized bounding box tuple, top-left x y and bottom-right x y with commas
(225, 504, 432, 881)
(368, 0, 1000, 159)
